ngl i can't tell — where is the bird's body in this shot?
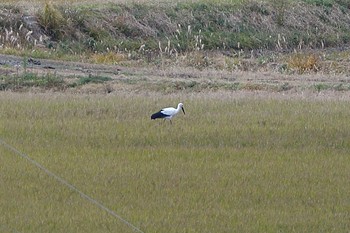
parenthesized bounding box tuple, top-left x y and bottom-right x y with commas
(151, 103, 185, 123)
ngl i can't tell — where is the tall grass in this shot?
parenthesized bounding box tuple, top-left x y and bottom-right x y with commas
(3, 0, 350, 62)
(1, 92, 350, 232)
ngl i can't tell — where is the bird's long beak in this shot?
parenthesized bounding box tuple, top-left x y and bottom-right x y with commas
(182, 107, 185, 115)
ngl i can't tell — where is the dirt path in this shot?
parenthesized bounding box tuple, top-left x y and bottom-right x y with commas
(0, 54, 122, 77)
(1, 53, 350, 96)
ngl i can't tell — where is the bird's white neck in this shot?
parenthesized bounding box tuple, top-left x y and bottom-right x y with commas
(176, 104, 182, 112)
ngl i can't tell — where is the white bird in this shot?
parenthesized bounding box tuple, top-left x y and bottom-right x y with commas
(151, 103, 185, 123)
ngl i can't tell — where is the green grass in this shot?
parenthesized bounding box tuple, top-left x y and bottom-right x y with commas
(0, 72, 66, 90)
(1, 92, 350, 232)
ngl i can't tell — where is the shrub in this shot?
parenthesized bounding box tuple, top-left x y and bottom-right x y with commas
(288, 53, 319, 73)
(38, 2, 66, 40)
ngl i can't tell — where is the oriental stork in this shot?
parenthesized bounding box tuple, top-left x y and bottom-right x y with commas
(151, 103, 185, 123)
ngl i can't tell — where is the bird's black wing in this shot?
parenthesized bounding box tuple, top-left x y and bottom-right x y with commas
(151, 111, 169, 119)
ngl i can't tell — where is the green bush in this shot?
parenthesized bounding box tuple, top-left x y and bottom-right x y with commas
(76, 75, 112, 86)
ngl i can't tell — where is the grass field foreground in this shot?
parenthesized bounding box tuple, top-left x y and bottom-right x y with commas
(1, 92, 350, 232)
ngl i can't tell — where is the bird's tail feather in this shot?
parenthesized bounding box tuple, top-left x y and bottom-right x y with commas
(151, 111, 166, 119)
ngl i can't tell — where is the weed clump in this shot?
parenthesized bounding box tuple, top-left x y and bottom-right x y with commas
(90, 52, 126, 64)
(288, 53, 319, 73)
(38, 2, 66, 40)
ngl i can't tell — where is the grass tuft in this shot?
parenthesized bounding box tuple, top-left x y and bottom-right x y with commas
(288, 53, 319, 74)
(90, 52, 127, 64)
(75, 74, 112, 86)
(38, 2, 66, 40)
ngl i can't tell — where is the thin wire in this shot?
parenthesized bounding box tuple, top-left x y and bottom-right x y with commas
(0, 138, 144, 233)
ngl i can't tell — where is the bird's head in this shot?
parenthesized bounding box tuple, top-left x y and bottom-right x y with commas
(179, 103, 185, 115)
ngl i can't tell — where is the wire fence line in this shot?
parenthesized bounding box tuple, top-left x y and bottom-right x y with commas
(0, 138, 145, 233)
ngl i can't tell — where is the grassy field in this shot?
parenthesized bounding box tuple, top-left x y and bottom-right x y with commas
(1, 91, 350, 232)
(1, 0, 350, 231)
